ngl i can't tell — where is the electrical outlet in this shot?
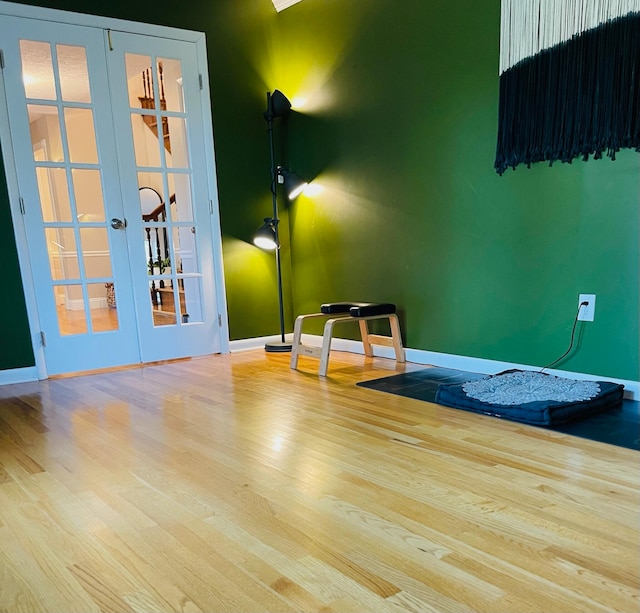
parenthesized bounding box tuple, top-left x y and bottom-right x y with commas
(578, 293, 596, 322)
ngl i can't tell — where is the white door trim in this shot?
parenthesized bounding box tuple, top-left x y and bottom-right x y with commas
(195, 35, 230, 353)
(0, 1, 229, 379)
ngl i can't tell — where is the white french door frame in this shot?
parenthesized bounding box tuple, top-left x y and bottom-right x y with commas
(0, 0, 229, 380)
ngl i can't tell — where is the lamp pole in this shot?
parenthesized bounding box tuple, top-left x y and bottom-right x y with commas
(264, 91, 291, 352)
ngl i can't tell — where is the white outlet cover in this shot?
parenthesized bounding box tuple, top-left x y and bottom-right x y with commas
(578, 294, 596, 321)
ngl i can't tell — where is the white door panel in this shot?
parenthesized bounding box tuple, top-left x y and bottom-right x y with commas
(0, 16, 140, 374)
(106, 31, 221, 361)
(0, 14, 224, 374)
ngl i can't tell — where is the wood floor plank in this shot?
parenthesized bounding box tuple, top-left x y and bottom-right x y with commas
(91, 526, 210, 613)
(0, 350, 638, 612)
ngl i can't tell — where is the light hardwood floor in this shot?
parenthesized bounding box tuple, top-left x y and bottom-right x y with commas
(0, 350, 638, 613)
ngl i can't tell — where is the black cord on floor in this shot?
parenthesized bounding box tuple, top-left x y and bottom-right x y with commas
(540, 303, 587, 373)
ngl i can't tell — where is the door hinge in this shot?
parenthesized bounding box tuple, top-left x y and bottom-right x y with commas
(40, 331, 46, 347)
(19, 197, 25, 215)
(218, 314, 222, 328)
(199, 74, 203, 90)
(0, 49, 5, 70)
(209, 199, 214, 214)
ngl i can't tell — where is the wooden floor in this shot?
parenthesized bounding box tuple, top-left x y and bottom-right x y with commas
(56, 305, 120, 335)
(0, 350, 638, 613)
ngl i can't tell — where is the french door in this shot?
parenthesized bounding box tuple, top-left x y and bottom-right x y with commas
(0, 13, 226, 375)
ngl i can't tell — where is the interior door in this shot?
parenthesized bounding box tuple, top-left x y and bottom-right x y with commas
(0, 15, 224, 375)
(0, 16, 141, 375)
(106, 31, 222, 362)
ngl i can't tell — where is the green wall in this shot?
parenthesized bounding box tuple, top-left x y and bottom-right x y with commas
(1, 0, 638, 382)
(278, 0, 639, 381)
(0, 154, 34, 369)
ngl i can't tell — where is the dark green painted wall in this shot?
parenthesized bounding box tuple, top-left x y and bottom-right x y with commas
(279, 0, 639, 381)
(0, 153, 34, 369)
(1, 0, 638, 382)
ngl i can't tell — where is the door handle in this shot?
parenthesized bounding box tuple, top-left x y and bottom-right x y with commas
(110, 218, 127, 230)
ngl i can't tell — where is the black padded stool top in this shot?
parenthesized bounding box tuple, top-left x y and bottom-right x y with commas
(320, 302, 359, 314)
(349, 303, 396, 317)
(320, 302, 396, 317)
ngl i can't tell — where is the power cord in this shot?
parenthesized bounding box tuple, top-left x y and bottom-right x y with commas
(539, 301, 589, 373)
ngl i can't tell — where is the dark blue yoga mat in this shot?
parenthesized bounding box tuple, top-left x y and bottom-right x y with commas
(357, 367, 639, 451)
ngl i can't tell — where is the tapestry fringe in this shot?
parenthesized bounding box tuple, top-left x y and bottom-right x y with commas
(500, 0, 640, 74)
(495, 8, 640, 175)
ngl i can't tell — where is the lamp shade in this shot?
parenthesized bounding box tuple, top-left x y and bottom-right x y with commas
(277, 167, 308, 200)
(264, 89, 292, 121)
(270, 89, 292, 118)
(253, 218, 278, 250)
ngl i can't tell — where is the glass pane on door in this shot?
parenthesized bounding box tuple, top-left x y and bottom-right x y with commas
(149, 279, 177, 326)
(88, 282, 119, 332)
(165, 117, 188, 168)
(131, 113, 162, 167)
(19, 36, 123, 341)
(64, 108, 98, 163)
(167, 173, 193, 222)
(73, 169, 105, 222)
(45, 227, 78, 280)
(27, 105, 61, 160)
(19, 40, 56, 100)
(181, 277, 203, 323)
(123, 51, 205, 330)
(57, 284, 87, 335)
(79, 227, 112, 278)
(124, 54, 153, 108)
(36, 167, 71, 222)
(138, 179, 164, 216)
(157, 57, 183, 113)
(171, 225, 199, 274)
(57, 44, 91, 103)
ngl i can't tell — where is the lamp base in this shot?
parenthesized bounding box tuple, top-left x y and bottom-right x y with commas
(265, 341, 293, 353)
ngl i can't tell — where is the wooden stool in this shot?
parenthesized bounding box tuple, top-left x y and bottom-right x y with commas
(290, 302, 405, 376)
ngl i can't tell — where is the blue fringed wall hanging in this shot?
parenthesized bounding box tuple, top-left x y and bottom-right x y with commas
(495, 0, 640, 175)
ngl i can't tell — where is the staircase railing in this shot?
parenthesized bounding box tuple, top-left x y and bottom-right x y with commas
(141, 189, 176, 306)
(137, 62, 171, 153)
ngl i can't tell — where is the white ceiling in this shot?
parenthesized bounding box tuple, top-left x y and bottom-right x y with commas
(271, 0, 304, 12)
(21, 40, 91, 102)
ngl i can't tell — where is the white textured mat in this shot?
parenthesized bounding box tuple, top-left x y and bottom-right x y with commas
(462, 370, 600, 406)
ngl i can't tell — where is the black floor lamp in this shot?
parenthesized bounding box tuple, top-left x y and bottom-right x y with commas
(253, 90, 293, 353)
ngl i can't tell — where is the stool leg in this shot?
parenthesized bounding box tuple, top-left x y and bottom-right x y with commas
(319, 318, 338, 376)
(290, 315, 305, 370)
(358, 319, 374, 357)
(389, 314, 405, 363)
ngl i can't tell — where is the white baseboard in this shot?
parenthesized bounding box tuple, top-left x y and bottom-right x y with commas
(66, 297, 108, 311)
(300, 333, 640, 400)
(229, 334, 294, 353)
(2, 336, 636, 401)
(0, 366, 39, 386)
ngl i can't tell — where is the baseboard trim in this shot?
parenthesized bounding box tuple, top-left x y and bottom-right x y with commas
(4, 338, 635, 400)
(229, 335, 294, 353)
(300, 333, 640, 400)
(66, 297, 108, 311)
(0, 366, 39, 386)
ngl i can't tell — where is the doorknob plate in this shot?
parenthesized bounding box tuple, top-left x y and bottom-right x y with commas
(111, 218, 127, 229)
